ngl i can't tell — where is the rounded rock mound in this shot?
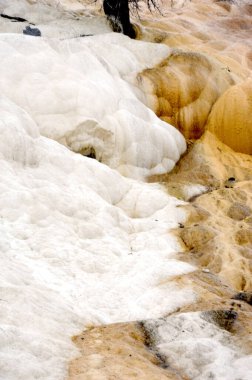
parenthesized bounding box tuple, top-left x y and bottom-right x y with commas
(206, 79, 252, 155)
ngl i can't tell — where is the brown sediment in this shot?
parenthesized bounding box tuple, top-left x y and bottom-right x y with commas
(68, 322, 189, 380)
(138, 50, 234, 140)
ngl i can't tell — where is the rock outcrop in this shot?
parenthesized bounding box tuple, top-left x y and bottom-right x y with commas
(68, 1, 252, 379)
(136, 0, 252, 154)
(206, 79, 252, 154)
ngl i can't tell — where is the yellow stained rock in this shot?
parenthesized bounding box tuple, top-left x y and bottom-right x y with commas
(135, 0, 251, 152)
(68, 323, 188, 380)
(138, 51, 235, 139)
(206, 79, 252, 154)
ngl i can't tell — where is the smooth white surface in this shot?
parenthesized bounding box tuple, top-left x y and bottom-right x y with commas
(0, 28, 186, 178)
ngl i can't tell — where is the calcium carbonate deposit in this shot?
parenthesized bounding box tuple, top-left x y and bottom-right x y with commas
(0, 1, 252, 380)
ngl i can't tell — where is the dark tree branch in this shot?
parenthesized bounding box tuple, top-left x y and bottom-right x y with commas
(99, 0, 161, 38)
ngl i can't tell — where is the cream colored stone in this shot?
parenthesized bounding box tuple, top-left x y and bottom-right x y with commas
(206, 79, 252, 154)
(68, 323, 187, 380)
(160, 132, 252, 291)
(135, 0, 252, 152)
